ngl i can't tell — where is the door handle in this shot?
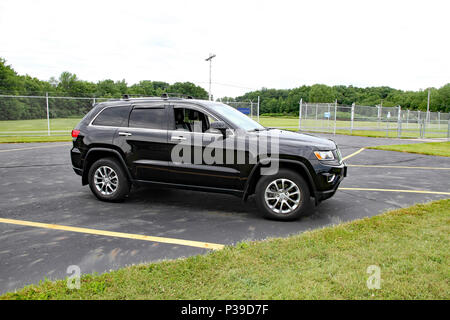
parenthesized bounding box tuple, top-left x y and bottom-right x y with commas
(118, 132, 132, 136)
(171, 136, 187, 141)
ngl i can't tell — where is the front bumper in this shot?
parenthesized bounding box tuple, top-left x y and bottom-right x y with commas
(313, 161, 347, 202)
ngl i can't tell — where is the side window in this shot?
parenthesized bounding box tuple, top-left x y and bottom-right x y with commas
(129, 107, 166, 129)
(92, 106, 130, 127)
(173, 107, 216, 133)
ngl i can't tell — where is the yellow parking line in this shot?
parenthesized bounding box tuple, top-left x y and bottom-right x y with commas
(0, 143, 71, 153)
(347, 164, 450, 170)
(340, 187, 450, 196)
(342, 148, 365, 161)
(0, 218, 225, 250)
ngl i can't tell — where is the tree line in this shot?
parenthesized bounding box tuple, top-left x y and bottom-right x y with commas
(0, 58, 209, 120)
(0, 57, 448, 120)
(225, 83, 449, 115)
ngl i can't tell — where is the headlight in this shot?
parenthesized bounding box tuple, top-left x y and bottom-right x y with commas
(314, 150, 335, 161)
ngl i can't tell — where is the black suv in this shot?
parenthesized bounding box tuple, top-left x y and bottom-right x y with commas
(71, 96, 346, 220)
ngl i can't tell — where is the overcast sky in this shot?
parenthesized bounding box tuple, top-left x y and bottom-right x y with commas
(0, 0, 449, 98)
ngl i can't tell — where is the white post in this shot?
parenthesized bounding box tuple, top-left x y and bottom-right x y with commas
(426, 88, 430, 123)
(327, 103, 331, 131)
(377, 105, 381, 128)
(397, 105, 402, 138)
(250, 100, 253, 119)
(46, 92, 50, 136)
(438, 111, 440, 130)
(298, 98, 303, 130)
(257, 96, 260, 123)
(406, 109, 409, 129)
(334, 100, 337, 135)
(418, 110, 421, 132)
(350, 102, 355, 134)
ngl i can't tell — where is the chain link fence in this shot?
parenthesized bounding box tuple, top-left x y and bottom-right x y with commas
(221, 99, 260, 121)
(0, 95, 108, 137)
(0, 95, 260, 138)
(0, 94, 448, 139)
(296, 100, 449, 138)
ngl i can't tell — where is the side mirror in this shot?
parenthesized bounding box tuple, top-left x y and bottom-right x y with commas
(210, 121, 229, 137)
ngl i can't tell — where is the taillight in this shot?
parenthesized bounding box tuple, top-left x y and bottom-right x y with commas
(71, 129, 80, 138)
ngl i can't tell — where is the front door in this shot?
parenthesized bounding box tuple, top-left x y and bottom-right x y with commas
(166, 104, 243, 190)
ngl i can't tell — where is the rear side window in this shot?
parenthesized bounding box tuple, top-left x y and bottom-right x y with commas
(129, 108, 166, 129)
(92, 106, 130, 127)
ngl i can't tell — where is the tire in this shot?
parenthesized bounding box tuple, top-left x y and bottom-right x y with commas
(255, 169, 310, 221)
(88, 157, 130, 202)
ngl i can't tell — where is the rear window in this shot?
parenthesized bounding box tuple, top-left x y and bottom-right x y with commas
(92, 106, 130, 127)
(129, 108, 166, 129)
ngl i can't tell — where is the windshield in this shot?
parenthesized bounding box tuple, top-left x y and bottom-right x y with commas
(207, 102, 265, 131)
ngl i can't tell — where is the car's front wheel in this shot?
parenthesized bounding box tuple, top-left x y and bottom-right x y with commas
(255, 169, 310, 221)
(88, 158, 130, 202)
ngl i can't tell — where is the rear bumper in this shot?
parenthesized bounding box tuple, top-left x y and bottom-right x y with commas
(71, 147, 83, 177)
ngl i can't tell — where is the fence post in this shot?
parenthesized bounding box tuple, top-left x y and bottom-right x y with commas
(386, 117, 389, 137)
(315, 103, 318, 121)
(397, 105, 402, 138)
(350, 103, 355, 134)
(438, 111, 440, 130)
(46, 92, 50, 136)
(447, 119, 450, 140)
(406, 109, 409, 129)
(377, 105, 381, 129)
(298, 98, 302, 130)
(334, 100, 337, 135)
(327, 103, 331, 132)
(250, 100, 253, 119)
(257, 96, 260, 123)
(423, 118, 426, 138)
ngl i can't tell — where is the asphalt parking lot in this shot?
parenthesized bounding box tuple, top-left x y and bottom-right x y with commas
(0, 134, 449, 294)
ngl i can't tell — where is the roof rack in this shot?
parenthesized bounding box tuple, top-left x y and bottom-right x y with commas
(105, 93, 203, 102)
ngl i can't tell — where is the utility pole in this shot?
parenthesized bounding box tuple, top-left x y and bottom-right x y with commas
(205, 53, 216, 101)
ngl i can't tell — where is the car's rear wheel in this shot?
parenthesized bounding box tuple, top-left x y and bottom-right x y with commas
(255, 169, 310, 221)
(88, 158, 130, 201)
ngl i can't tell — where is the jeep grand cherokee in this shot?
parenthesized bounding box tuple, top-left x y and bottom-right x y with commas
(71, 95, 346, 220)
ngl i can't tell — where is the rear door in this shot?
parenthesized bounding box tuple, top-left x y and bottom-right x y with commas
(114, 104, 170, 182)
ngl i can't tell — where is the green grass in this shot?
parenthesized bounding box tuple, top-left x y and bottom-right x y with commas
(2, 199, 449, 300)
(0, 118, 80, 132)
(0, 118, 77, 143)
(0, 136, 72, 143)
(369, 141, 450, 157)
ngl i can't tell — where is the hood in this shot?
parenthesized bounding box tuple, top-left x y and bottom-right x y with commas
(249, 129, 337, 150)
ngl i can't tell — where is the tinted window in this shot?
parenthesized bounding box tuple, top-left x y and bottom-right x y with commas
(129, 108, 166, 129)
(92, 106, 130, 127)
